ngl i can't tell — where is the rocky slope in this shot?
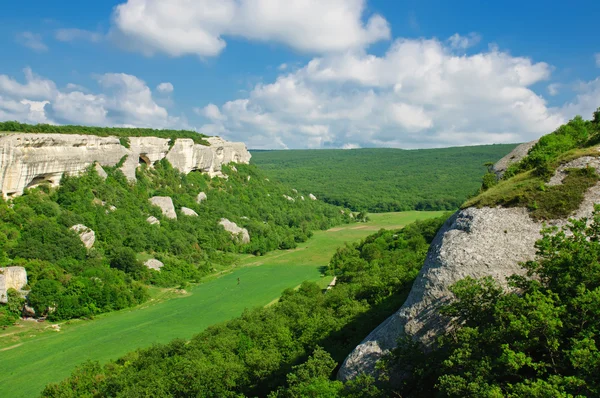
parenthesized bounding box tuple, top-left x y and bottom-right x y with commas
(338, 147, 600, 382)
(0, 133, 250, 197)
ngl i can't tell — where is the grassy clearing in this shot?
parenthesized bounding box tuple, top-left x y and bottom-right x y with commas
(0, 211, 445, 398)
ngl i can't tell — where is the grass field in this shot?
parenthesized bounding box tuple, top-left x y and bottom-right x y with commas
(0, 211, 446, 397)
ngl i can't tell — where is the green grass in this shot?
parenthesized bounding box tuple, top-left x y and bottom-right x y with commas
(0, 211, 445, 398)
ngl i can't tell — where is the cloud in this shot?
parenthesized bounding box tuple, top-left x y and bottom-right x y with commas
(55, 28, 103, 43)
(448, 33, 481, 50)
(547, 83, 561, 96)
(0, 68, 183, 129)
(560, 78, 600, 120)
(110, 0, 390, 57)
(199, 37, 569, 149)
(15, 32, 48, 52)
(156, 82, 174, 94)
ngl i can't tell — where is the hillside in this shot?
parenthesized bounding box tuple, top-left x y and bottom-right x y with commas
(251, 145, 516, 212)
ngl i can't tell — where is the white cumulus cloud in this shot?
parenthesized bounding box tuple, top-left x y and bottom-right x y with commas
(200, 37, 570, 149)
(110, 0, 390, 57)
(156, 82, 174, 94)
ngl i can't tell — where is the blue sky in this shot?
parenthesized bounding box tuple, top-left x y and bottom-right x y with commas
(1, 0, 599, 149)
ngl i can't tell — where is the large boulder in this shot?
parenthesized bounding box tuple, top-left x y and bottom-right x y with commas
(70, 224, 95, 249)
(219, 218, 250, 244)
(149, 196, 177, 219)
(144, 259, 164, 271)
(339, 153, 600, 382)
(181, 207, 199, 217)
(492, 139, 538, 178)
(196, 192, 207, 203)
(0, 266, 28, 304)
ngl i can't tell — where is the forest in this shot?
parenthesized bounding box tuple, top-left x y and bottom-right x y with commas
(0, 160, 351, 325)
(251, 144, 516, 212)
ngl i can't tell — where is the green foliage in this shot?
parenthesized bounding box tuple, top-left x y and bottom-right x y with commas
(0, 121, 210, 146)
(251, 145, 516, 212)
(0, 159, 349, 322)
(42, 215, 449, 397)
(0, 289, 24, 326)
(387, 209, 600, 397)
(469, 167, 599, 220)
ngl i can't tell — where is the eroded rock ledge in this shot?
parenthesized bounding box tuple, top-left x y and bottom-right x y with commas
(0, 133, 251, 197)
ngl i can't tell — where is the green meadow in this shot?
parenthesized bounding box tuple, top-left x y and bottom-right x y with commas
(0, 211, 445, 398)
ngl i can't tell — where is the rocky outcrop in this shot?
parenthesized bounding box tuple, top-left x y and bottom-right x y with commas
(0, 133, 251, 197)
(146, 216, 160, 225)
(492, 139, 538, 177)
(339, 152, 600, 382)
(94, 162, 108, 179)
(70, 224, 95, 249)
(144, 259, 164, 271)
(283, 195, 295, 202)
(196, 192, 207, 203)
(181, 207, 199, 217)
(309, 193, 317, 200)
(219, 218, 250, 244)
(0, 266, 28, 303)
(149, 196, 177, 220)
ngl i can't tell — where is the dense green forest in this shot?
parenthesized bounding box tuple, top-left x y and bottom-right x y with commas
(251, 144, 516, 212)
(0, 121, 210, 145)
(0, 160, 351, 325)
(42, 215, 450, 397)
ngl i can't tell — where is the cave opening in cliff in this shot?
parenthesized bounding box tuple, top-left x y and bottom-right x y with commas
(138, 154, 151, 167)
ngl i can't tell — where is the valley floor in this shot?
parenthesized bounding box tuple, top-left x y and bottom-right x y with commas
(0, 211, 445, 398)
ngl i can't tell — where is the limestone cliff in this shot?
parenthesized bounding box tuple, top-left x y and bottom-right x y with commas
(0, 266, 28, 303)
(338, 149, 600, 382)
(0, 133, 251, 197)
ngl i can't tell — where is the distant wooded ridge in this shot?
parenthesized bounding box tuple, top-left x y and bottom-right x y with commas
(251, 144, 517, 212)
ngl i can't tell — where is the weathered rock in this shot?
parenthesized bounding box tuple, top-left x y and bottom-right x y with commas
(149, 196, 177, 219)
(309, 193, 317, 200)
(492, 139, 538, 177)
(94, 162, 108, 179)
(146, 216, 160, 225)
(0, 133, 251, 197)
(0, 266, 28, 304)
(70, 224, 95, 249)
(339, 154, 600, 382)
(196, 192, 207, 203)
(181, 207, 199, 217)
(300, 196, 305, 201)
(144, 259, 164, 271)
(219, 218, 250, 244)
(22, 304, 36, 317)
(283, 195, 295, 202)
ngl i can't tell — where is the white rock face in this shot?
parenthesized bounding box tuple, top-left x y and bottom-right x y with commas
(181, 207, 199, 217)
(70, 224, 95, 249)
(94, 162, 108, 179)
(309, 193, 317, 200)
(149, 196, 177, 219)
(196, 192, 207, 203)
(0, 266, 28, 304)
(492, 139, 538, 177)
(144, 259, 164, 271)
(219, 218, 250, 244)
(146, 216, 160, 225)
(0, 133, 251, 197)
(339, 154, 600, 382)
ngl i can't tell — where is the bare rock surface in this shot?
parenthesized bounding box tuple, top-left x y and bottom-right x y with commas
(309, 193, 317, 200)
(219, 218, 250, 244)
(196, 192, 207, 203)
(0, 133, 251, 197)
(146, 216, 160, 225)
(181, 207, 199, 217)
(70, 224, 95, 249)
(492, 139, 538, 177)
(339, 153, 600, 382)
(149, 196, 177, 219)
(0, 266, 27, 303)
(94, 162, 108, 179)
(144, 259, 164, 271)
